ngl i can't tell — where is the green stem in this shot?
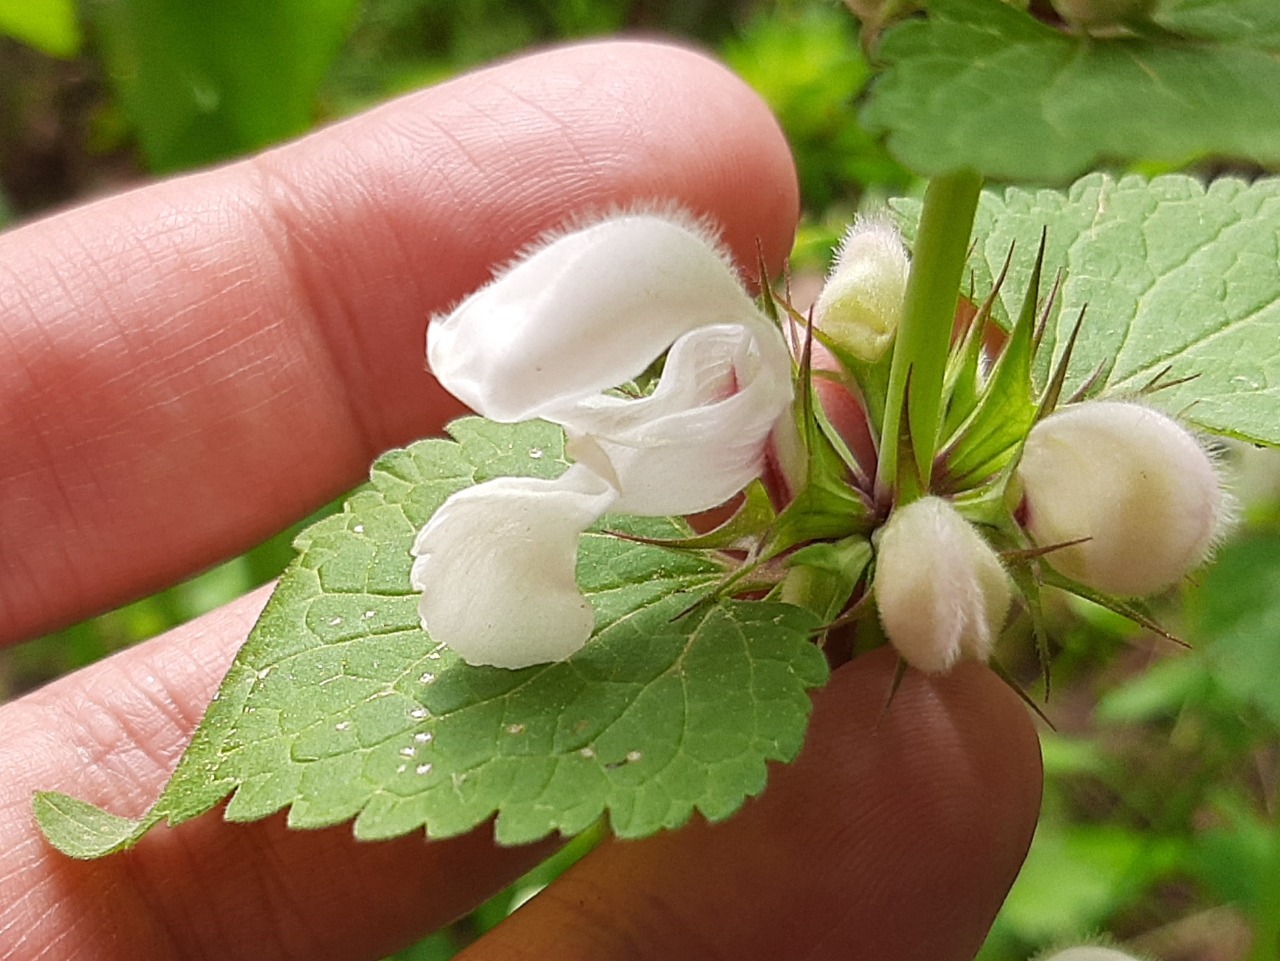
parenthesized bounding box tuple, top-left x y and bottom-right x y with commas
(877, 170, 983, 503)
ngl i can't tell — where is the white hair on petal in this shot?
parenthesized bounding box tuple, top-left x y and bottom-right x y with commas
(827, 210, 910, 279)
(530, 199, 739, 277)
(427, 202, 747, 347)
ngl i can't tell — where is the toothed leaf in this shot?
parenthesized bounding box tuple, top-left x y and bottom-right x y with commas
(900, 173, 1280, 446)
(863, 0, 1280, 183)
(35, 418, 829, 858)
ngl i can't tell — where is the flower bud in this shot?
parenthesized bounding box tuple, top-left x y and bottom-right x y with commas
(812, 217, 910, 363)
(1017, 401, 1224, 597)
(874, 496, 1012, 674)
(1040, 949, 1143, 961)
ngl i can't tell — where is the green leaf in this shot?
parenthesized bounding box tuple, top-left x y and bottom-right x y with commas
(1158, 0, 1280, 46)
(87, 0, 359, 172)
(862, 0, 1280, 183)
(35, 418, 828, 858)
(783, 536, 873, 622)
(617, 479, 775, 552)
(999, 821, 1187, 943)
(721, 5, 912, 209)
(907, 173, 1280, 446)
(0, 0, 81, 57)
(937, 237, 1043, 489)
(30, 792, 142, 859)
(1188, 529, 1280, 730)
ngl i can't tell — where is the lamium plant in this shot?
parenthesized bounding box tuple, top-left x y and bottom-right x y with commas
(33, 0, 1280, 890)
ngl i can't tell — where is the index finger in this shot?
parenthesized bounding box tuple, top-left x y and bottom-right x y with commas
(0, 40, 799, 645)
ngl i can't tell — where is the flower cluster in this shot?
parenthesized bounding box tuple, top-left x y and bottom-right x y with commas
(416, 209, 1227, 677)
(808, 221, 1226, 675)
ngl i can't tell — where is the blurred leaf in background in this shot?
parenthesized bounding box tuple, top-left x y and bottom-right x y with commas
(0, 0, 81, 58)
(85, 0, 361, 171)
(721, 2, 910, 215)
(323, 0, 635, 110)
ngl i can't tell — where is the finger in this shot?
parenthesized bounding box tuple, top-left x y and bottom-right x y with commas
(464, 647, 1043, 961)
(0, 588, 556, 961)
(0, 40, 799, 643)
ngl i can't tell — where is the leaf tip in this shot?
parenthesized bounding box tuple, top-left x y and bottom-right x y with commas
(33, 791, 152, 860)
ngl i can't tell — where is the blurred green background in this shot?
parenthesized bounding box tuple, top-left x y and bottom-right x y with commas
(1, 2, 1277, 960)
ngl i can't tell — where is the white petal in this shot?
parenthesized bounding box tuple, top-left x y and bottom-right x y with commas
(874, 496, 1012, 674)
(410, 465, 617, 668)
(557, 322, 793, 515)
(427, 213, 764, 422)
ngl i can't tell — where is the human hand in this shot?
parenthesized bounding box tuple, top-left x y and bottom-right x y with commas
(0, 41, 1041, 961)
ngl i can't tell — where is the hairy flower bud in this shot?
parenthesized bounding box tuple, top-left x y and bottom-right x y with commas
(874, 496, 1012, 674)
(1041, 949, 1143, 961)
(812, 217, 910, 363)
(1017, 401, 1224, 597)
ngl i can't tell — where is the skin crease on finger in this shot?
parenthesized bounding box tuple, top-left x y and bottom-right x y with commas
(0, 39, 799, 645)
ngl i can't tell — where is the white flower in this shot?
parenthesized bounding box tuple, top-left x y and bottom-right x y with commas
(811, 216, 910, 364)
(1017, 401, 1225, 596)
(412, 212, 794, 668)
(874, 496, 1012, 674)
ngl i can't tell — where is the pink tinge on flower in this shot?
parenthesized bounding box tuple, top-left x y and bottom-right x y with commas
(413, 211, 794, 668)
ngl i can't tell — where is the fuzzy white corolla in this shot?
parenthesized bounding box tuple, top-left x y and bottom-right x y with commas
(1017, 401, 1224, 597)
(811, 217, 910, 364)
(1040, 948, 1143, 961)
(874, 496, 1012, 674)
(412, 212, 794, 668)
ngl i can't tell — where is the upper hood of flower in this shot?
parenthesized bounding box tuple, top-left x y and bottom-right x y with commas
(428, 212, 781, 423)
